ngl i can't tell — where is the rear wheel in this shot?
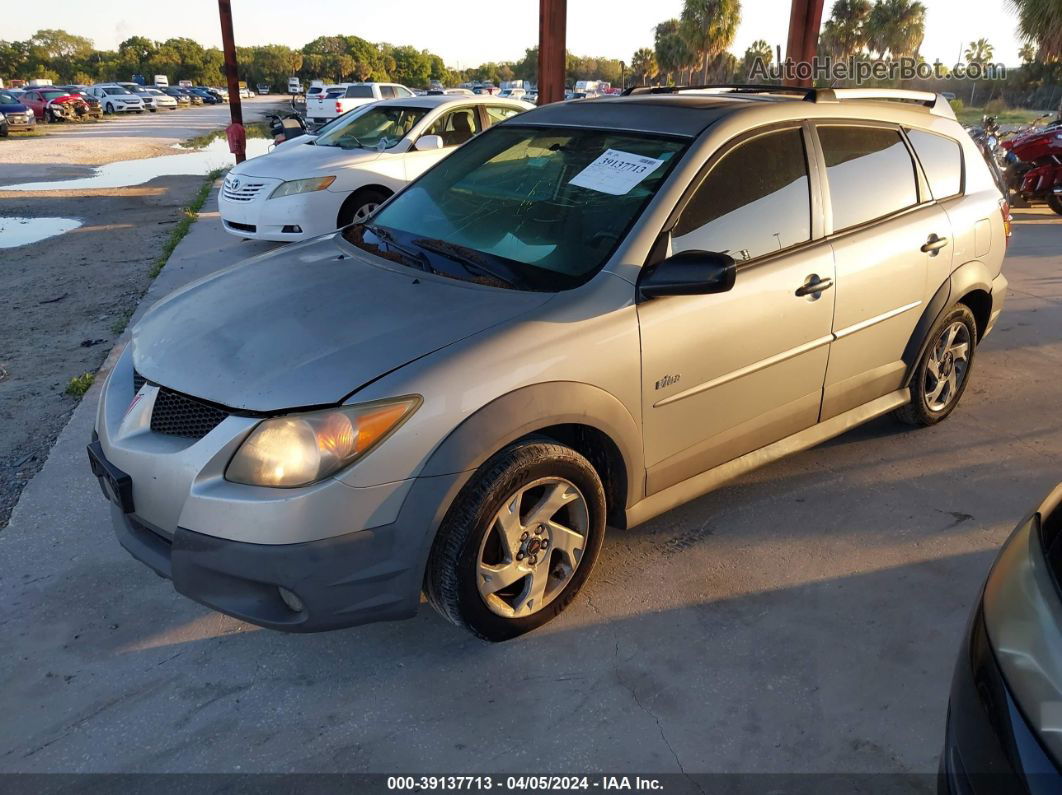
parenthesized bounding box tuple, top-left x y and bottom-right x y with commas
(426, 438, 607, 641)
(337, 187, 391, 228)
(1048, 193, 1062, 216)
(895, 304, 977, 427)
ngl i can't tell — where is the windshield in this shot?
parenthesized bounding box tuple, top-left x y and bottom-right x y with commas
(315, 105, 429, 150)
(0, 92, 20, 103)
(104, 87, 132, 95)
(41, 91, 67, 99)
(343, 125, 686, 291)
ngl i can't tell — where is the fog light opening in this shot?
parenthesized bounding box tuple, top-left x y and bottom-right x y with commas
(278, 586, 304, 613)
(281, 225, 302, 234)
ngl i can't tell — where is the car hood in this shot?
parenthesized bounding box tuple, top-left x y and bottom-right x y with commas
(132, 234, 553, 411)
(0, 103, 29, 113)
(233, 140, 383, 180)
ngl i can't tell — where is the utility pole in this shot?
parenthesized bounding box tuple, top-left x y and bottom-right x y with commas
(538, 0, 566, 105)
(217, 0, 246, 163)
(784, 0, 825, 88)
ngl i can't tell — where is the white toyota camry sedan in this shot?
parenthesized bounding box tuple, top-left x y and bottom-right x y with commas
(219, 94, 533, 242)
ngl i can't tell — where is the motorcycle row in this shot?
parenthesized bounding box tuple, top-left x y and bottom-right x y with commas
(967, 111, 1062, 215)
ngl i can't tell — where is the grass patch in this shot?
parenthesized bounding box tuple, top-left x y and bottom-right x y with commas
(66, 372, 95, 398)
(1, 128, 46, 141)
(149, 167, 227, 279)
(179, 121, 270, 149)
(954, 106, 1050, 126)
(110, 307, 135, 336)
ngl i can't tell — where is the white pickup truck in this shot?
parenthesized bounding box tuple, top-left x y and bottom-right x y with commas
(307, 82, 415, 125)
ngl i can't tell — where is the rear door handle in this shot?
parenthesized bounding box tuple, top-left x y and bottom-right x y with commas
(795, 274, 833, 297)
(921, 235, 949, 253)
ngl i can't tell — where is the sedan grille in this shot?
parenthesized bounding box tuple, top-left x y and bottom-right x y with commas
(222, 180, 267, 202)
(150, 388, 230, 439)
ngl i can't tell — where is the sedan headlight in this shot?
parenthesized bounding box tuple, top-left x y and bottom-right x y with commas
(269, 176, 336, 199)
(225, 396, 420, 487)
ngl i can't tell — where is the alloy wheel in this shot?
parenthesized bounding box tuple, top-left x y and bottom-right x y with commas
(923, 321, 971, 412)
(352, 202, 379, 223)
(476, 477, 589, 618)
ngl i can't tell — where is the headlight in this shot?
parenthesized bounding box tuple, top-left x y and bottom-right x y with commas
(269, 176, 336, 199)
(225, 396, 420, 487)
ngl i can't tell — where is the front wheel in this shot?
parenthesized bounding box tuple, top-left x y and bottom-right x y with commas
(104, 103, 113, 115)
(425, 439, 607, 641)
(337, 187, 390, 228)
(895, 304, 977, 427)
(1048, 193, 1062, 216)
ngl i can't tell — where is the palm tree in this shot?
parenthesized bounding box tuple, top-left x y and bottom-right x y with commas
(631, 47, 658, 86)
(654, 19, 696, 84)
(819, 0, 872, 58)
(964, 38, 994, 104)
(1018, 43, 1037, 63)
(866, 0, 926, 58)
(1008, 0, 1062, 62)
(741, 39, 772, 82)
(679, 0, 741, 84)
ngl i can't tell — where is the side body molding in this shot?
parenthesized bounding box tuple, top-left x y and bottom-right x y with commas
(418, 381, 645, 509)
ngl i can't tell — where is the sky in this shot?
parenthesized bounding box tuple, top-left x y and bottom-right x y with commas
(9, 0, 1026, 69)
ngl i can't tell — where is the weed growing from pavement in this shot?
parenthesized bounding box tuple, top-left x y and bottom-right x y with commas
(148, 167, 227, 279)
(109, 308, 134, 336)
(66, 372, 95, 398)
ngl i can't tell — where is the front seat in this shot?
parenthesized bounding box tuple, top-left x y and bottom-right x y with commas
(446, 112, 474, 146)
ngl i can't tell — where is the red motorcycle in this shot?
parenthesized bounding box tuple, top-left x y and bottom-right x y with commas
(999, 116, 1062, 215)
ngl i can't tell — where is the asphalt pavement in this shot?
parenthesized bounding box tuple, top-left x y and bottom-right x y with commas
(1, 198, 1059, 776)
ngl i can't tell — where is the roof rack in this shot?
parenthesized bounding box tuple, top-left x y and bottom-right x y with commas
(620, 84, 956, 118)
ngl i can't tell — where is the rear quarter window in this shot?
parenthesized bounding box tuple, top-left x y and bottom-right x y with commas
(906, 129, 963, 199)
(818, 125, 918, 231)
(345, 85, 374, 98)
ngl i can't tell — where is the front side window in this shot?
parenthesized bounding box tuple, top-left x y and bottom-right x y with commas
(906, 129, 963, 199)
(425, 107, 481, 147)
(344, 125, 687, 291)
(672, 128, 811, 263)
(818, 125, 918, 231)
(314, 105, 429, 150)
(485, 105, 522, 127)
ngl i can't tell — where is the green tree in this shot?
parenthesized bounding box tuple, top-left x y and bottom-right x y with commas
(655, 18, 696, 84)
(631, 47, 658, 86)
(1008, 0, 1062, 62)
(680, 0, 741, 83)
(1018, 43, 1037, 63)
(964, 37, 994, 103)
(819, 0, 872, 58)
(390, 45, 432, 87)
(741, 39, 772, 81)
(866, 0, 926, 58)
(118, 35, 158, 76)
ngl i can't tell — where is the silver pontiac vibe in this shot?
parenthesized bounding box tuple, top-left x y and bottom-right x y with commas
(90, 87, 1009, 641)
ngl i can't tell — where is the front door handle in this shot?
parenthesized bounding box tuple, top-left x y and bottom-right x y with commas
(921, 234, 949, 253)
(795, 274, 834, 298)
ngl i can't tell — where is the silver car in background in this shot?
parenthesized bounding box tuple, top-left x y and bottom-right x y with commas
(89, 86, 1009, 641)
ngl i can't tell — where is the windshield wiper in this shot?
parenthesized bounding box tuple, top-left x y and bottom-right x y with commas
(338, 135, 365, 150)
(411, 237, 521, 289)
(362, 224, 438, 275)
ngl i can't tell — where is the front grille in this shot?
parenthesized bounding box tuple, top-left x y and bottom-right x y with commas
(225, 220, 256, 233)
(133, 370, 147, 393)
(222, 180, 266, 202)
(150, 387, 230, 439)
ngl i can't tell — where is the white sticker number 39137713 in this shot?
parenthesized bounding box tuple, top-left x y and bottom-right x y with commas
(568, 149, 666, 196)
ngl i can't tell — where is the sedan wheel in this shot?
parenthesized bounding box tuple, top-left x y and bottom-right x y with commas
(351, 202, 379, 223)
(476, 477, 589, 619)
(924, 321, 971, 412)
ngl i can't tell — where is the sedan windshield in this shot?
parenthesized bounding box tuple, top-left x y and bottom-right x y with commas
(0, 91, 20, 103)
(344, 125, 686, 291)
(315, 105, 429, 151)
(104, 87, 132, 95)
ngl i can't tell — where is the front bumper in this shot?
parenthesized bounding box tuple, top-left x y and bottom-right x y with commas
(219, 179, 346, 242)
(941, 607, 1060, 794)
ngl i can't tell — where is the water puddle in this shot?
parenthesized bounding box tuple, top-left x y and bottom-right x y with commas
(2, 138, 273, 192)
(0, 216, 83, 248)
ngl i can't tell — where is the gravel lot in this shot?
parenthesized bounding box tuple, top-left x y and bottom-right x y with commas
(0, 98, 284, 527)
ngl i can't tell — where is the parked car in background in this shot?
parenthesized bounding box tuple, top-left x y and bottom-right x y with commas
(0, 112, 8, 137)
(941, 483, 1062, 793)
(219, 94, 530, 241)
(161, 86, 192, 106)
(239, 86, 255, 98)
(307, 82, 414, 126)
(89, 84, 145, 114)
(92, 86, 1009, 642)
(130, 85, 178, 111)
(427, 88, 475, 96)
(58, 86, 103, 118)
(186, 87, 218, 105)
(207, 86, 229, 102)
(257, 83, 271, 95)
(499, 87, 526, 99)
(0, 89, 37, 130)
(20, 86, 87, 121)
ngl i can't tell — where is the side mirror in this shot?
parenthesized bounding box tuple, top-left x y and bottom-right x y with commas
(638, 250, 737, 299)
(415, 134, 444, 151)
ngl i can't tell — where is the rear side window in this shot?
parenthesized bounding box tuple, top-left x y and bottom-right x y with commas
(345, 85, 374, 98)
(818, 125, 918, 231)
(379, 85, 397, 99)
(906, 129, 963, 199)
(673, 128, 811, 263)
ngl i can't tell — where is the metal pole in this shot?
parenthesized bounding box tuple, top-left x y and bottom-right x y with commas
(217, 0, 245, 163)
(538, 0, 566, 105)
(783, 0, 824, 88)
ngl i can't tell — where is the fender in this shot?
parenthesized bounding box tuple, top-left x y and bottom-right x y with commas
(418, 381, 645, 508)
(901, 260, 994, 387)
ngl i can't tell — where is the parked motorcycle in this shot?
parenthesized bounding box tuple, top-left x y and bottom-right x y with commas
(999, 113, 1062, 214)
(266, 111, 309, 146)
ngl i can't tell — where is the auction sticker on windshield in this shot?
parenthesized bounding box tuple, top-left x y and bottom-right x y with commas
(569, 149, 666, 195)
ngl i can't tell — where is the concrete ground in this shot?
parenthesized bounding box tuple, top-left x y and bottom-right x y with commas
(0, 201, 1059, 776)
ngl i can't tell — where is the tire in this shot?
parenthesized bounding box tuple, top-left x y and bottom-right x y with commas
(337, 187, 391, 228)
(1048, 194, 1062, 216)
(895, 304, 978, 427)
(105, 103, 113, 115)
(425, 438, 607, 642)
